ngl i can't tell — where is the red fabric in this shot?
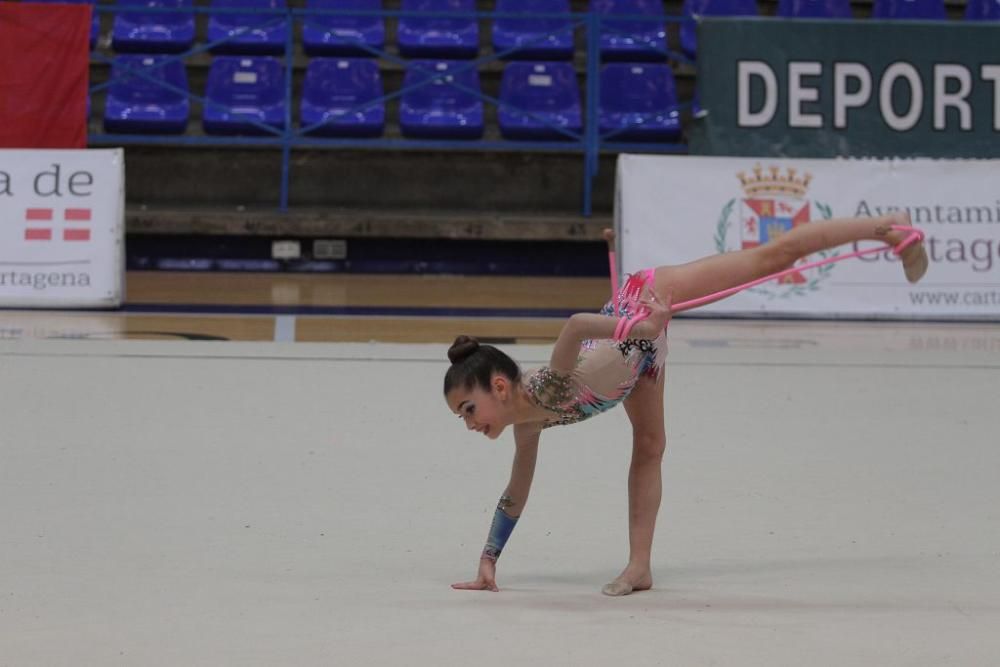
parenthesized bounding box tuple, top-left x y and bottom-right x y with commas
(0, 3, 91, 148)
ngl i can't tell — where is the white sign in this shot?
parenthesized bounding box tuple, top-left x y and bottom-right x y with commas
(615, 154, 1000, 320)
(0, 149, 124, 308)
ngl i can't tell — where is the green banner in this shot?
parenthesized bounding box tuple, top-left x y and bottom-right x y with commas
(690, 18, 1000, 158)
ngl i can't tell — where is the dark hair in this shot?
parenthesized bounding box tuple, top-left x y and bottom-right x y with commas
(443, 335, 521, 394)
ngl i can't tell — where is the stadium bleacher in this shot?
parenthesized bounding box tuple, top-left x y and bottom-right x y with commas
(399, 60, 485, 138)
(872, 0, 947, 19)
(202, 56, 287, 133)
(207, 0, 290, 54)
(111, 0, 196, 53)
(965, 0, 1000, 19)
(592, 0, 668, 61)
(498, 61, 582, 139)
(492, 0, 575, 60)
(104, 55, 191, 133)
(599, 62, 680, 141)
(396, 0, 480, 58)
(300, 57, 386, 136)
(776, 0, 852, 17)
(79, 0, 989, 225)
(301, 0, 386, 56)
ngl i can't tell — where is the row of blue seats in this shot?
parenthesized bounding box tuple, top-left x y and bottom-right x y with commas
(72, 0, 664, 59)
(101, 55, 682, 140)
(64, 0, 1000, 61)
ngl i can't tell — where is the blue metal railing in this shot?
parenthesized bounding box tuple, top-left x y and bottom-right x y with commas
(88, 4, 695, 215)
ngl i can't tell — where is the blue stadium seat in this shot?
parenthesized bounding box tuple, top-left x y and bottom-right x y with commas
(599, 63, 680, 141)
(203, 56, 286, 134)
(777, 0, 851, 17)
(397, 0, 479, 59)
(302, 0, 386, 56)
(592, 0, 667, 62)
(301, 58, 385, 137)
(208, 0, 289, 54)
(681, 0, 757, 60)
(112, 0, 196, 53)
(872, 0, 946, 19)
(492, 0, 574, 60)
(399, 61, 484, 139)
(965, 0, 1000, 19)
(498, 61, 582, 140)
(103, 55, 190, 133)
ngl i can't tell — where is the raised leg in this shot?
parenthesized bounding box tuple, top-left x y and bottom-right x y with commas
(649, 211, 927, 309)
(602, 371, 666, 597)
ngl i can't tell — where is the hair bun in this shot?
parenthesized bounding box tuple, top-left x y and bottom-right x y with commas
(448, 335, 480, 364)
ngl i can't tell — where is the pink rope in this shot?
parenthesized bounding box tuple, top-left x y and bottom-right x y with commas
(605, 225, 923, 335)
(672, 242, 888, 313)
(608, 250, 620, 315)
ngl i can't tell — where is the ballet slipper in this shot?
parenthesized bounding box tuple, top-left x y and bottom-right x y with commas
(889, 224, 929, 283)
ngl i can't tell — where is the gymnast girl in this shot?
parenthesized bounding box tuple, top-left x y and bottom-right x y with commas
(444, 212, 928, 596)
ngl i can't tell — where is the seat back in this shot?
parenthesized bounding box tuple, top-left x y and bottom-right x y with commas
(109, 55, 189, 103)
(209, 0, 289, 53)
(600, 63, 676, 113)
(403, 61, 481, 112)
(495, 0, 572, 33)
(501, 62, 579, 112)
(206, 56, 286, 106)
(302, 0, 385, 55)
(211, 0, 286, 23)
(117, 0, 195, 27)
(305, 0, 383, 29)
(303, 58, 382, 107)
(592, 0, 665, 32)
(777, 0, 851, 17)
(400, 0, 476, 31)
(113, 0, 196, 52)
(872, 0, 946, 19)
(964, 0, 1000, 19)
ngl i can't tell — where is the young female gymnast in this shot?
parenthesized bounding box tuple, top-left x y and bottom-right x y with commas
(444, 212, 928, 596)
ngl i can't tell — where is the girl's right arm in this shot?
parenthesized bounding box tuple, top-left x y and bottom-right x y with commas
(452, 423, 541, 592)
(548, 290, 673, 374)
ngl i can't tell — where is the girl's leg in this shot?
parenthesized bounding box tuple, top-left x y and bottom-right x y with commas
(603, 371, 666, 596)
(652, 211, 927, 309)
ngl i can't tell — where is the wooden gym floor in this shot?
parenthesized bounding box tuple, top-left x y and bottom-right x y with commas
(0, 271, 609, 344)
(3, 271, 1000, 351)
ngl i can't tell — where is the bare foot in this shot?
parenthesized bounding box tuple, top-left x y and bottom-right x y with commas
(877, 212, 928, 284)
(601, 568, 653, 597)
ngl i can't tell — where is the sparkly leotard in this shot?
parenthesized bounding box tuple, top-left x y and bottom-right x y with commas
(524, 269, 667, 429)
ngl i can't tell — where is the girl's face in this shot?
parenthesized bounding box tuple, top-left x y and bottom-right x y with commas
(445, 375, 512, 440)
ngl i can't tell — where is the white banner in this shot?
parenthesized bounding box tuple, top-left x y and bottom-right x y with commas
(615, 155, 1000, 320)
(0, 149, 124, 308)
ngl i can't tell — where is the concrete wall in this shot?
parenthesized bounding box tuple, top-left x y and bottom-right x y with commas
(122, 147, 620, 213)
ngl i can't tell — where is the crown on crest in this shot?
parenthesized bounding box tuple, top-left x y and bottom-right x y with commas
(737, 165, 811, 198)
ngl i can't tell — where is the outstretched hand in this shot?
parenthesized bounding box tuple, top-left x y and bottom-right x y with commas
(603, 228, 615, 251)
(452, 558, 499, 592)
